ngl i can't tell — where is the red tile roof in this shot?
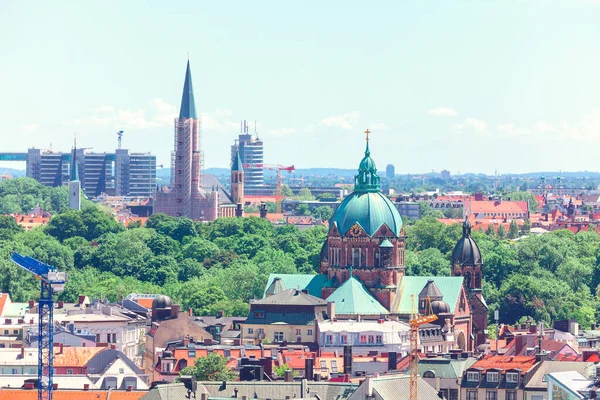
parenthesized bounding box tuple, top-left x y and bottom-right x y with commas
(53, 347, 105, 367)
(0, 390, 146, 400)
(0, 293, 9, 316)
(470, 355, 537, 374)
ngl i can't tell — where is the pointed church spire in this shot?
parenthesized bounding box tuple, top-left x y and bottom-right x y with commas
(179, 60, 197, 119)
(70, 135, 79, 182)
(232, 148, 243, 172)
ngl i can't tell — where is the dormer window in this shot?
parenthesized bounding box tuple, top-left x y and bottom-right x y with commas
(467, 371, 480, 382)
(487, 371, 499, 382)
(254, 311, 265, 319)
(506, 372, 519, 383)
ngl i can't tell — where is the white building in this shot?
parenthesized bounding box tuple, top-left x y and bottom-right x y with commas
(318, 320, 410, 355)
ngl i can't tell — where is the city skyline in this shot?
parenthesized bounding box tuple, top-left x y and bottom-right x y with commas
(1, 1, 600, 174)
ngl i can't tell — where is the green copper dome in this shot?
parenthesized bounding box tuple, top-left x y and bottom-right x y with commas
(330, 135, 402, 237)
(331, 191, 403, 237)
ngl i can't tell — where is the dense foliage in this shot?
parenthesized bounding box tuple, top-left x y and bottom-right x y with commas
(1, 178, 599, 328)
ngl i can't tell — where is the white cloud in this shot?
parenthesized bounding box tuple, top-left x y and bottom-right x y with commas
(497, 123, 530, 136)
(453, 118, 487, 136)
(21, 123, 39, 133)
(495, 109, 600, 141)
(428, 107, 458, 117)
(266, 128, 297, 137)
(319, 111, 360, 130)
(95, 105, 115, 113)
(369, 122, 390, 131)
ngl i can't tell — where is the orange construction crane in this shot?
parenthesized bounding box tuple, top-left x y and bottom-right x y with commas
(409, 294, 438, 400)
(242, 163, 295, 213)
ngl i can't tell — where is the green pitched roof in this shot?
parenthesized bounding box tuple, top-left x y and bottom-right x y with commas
(418, 358, 477, 379)
(179, 60, 197, 119)
(394, 276, 464, 314)
(327, 276, 388, 315)
(330, 192, 403, 237)
(263, 274, 328, 298)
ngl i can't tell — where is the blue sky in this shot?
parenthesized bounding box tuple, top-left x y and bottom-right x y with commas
(1, 0, 599, 174)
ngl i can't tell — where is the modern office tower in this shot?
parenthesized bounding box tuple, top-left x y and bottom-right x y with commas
(153, 60, 220, 220)
(231, 121, 264, 188)
(386, 164, 395, 179)
(0, 148, 156, 198)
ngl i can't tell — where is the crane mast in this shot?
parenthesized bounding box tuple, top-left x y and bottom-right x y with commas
(242, 163, 295, 213)
(11, 253, 67, 400)
(409, 294, 438, 400)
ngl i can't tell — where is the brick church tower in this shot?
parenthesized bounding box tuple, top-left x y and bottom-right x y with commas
(320, 131, 406, 311)
(452, 219, 488, 347)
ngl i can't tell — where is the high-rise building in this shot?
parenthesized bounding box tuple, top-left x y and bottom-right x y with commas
(0, 148, 156, 198)
(153, 61, 220, 220)
(441, 170, 451, 180)
(385, 164, 395, 179)
(231, 121, 264, 188)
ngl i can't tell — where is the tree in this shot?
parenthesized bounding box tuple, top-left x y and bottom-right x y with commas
(297, 188, 315, 201)
(312, 206, 333, 221)
(80, 207, 124, 240)
(128, 220, 142, 229)
(497, 224, 506, 239)
(180, 352, 237, 381)
(45, 210, 87, 242)
(274, 363, 292, 378)
(0, 215, 23, 241)
(485, 225, 496, 236)
(521, 219, 531, 235)
(508, 220, 519, 239)
(296, 204, 311, 216)
(281, 185, 294, 197)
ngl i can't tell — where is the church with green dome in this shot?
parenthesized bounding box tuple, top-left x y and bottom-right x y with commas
(265, 130, 477, 351)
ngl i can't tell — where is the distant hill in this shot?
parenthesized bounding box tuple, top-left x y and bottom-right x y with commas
(0, 168, 26, 178)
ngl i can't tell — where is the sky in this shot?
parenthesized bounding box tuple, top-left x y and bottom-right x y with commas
(1, 0, 600, 175)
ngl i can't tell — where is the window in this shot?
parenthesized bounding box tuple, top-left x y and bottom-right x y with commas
(320, 360, 327, 370)
(307, 329, 313, 336)
(274, 332, 284, 342)
(247, 328, 254, 334)
(506, 391, 517, 400)
(340, 335, 348, 344)
(368, 335, 375, 344)
(423, 371, 436, 378)
(67, 369, 73, 375)
(254, 311, 265, 319)
(188, 350, 196, 358)
(486, 371, 499, 383)
(485, 391, 497, 400)
(3, 330, 7, 335)
(360, 335, 367, 344)
(325, 335, 333, 344)
(13, 330, 18, 335)
(11, 368, 18, 375)
(506, 372, 519, 383)
(331, 360, 338, 373)
(258, 328, 264, 334)
(296, 329, 302, 336)
(375, 335, 382, 344)
(467, 371, 480, 382)
(467, 389, 478, 400)
(96, 334, 101, 343)
(119, 368, 125, 374)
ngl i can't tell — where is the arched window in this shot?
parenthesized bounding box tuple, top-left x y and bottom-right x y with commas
(423, 370, 436, 379)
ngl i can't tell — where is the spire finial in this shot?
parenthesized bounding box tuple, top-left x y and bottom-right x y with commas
(349, 265, 353, 277)
(365, 129, 370, 142)
(73, 132, 77, 149)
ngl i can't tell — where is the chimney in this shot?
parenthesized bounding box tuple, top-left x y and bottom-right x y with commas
(366, 376, 374, 397)
(188, 307, 193, 317)
(57, 301, 64, 308)
(28, 300, 34, 308)
(59, 343, 64, 354)
(183, 336, 191, 346)
(127, 386, 133, 391)
(217, 310, 224, 318)
(83, 384, 89, 391)
(236, 204, 243, 218)
(20, 347, 24, 359)
(327, 302, 335, 321)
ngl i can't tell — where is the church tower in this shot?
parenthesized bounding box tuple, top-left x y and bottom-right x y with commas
(451, 218, 488, 346)
(69, 139, 81, 211)
(231, 149, 244, 217)
(321, 130, 406, 311)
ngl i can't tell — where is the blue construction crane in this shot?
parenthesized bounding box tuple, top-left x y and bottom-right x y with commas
(11, 253, 67, 400)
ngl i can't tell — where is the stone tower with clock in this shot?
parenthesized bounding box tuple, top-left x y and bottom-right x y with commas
(320, 131, 406, 311)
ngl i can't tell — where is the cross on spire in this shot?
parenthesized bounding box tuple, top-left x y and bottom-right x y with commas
(365, 129, 371, 142)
